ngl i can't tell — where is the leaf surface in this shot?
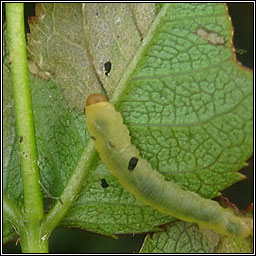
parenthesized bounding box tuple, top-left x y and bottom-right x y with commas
(27, 3, 156, 110)
(3, 3, 253, 251)
(139, 221, 252, 253)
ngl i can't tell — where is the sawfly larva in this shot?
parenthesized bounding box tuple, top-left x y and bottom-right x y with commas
(85, 94, 251, 237)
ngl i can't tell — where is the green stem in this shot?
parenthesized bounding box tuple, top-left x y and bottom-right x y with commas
(40, 141, 96, 239)
(6, 3, 47, 253)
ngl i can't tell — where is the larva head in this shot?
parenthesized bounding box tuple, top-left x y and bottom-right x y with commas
(225, 216, 251, 237)
(86, 94, 107, 107)
(85, 94, 111, 139)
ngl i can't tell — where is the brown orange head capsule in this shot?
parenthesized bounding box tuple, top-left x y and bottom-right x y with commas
(86, 94, 107, 107)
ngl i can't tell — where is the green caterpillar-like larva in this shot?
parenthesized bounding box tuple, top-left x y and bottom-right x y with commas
(85, 94, 251, 237)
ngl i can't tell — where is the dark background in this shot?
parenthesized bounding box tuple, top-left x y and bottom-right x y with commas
(3, 2, 254, 254)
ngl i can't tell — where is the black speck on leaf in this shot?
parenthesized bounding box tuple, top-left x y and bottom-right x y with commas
(101, 178, 109, 188)
(104, 61, 112, 76)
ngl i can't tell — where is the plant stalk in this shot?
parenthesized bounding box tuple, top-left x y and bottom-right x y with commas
(6, 3, 47, 253)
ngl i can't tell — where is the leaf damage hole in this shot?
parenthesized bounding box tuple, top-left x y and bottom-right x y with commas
(195, 28, 226, 45)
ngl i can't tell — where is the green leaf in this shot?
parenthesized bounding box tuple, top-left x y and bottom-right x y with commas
(116, 3, 252, 199)
(3, 219, 18, 245)
(140, 221, 219, 253)
(63, 3, 252, 235)
(3, 64, 19, 201)
(139, 221, 252, 253)
(3, 3, 253, 252)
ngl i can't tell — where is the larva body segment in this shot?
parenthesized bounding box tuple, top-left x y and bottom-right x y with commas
(85, 95, 250, 237)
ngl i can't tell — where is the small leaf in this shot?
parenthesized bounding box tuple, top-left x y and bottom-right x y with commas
(139, 221, 219, 253)
(3, 219, 18, 244)
(3, 63, 23, 205)
(139, 221, 252, 253)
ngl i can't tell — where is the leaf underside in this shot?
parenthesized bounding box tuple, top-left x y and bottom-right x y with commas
(3, 3, 252, 252)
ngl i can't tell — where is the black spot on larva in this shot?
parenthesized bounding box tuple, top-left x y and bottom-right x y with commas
(104, 61, 111, 76)
(19, 136, 23, 143)
(108, 141, 115, 148)
(128, 157, 139, 171)
(91, 136, 96, 141)
(101, 178, 109, 188)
